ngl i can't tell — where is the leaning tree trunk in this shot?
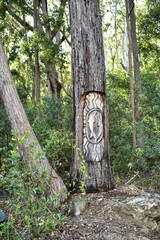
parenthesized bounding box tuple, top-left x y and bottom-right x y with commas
(0, 38, 67, 202)
(69, 0, 113, 192)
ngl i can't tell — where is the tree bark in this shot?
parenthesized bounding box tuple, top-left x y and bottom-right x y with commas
(128, 0, 143, 119)
(0, 38, 67, 202)
(122, 22, 129, 72)
(125, 22, 129, 72)
(102, 31, 110, 74)
(125, 0, 136, 148)
(33, 0, 41, 117)
(156, 38, 160, 80)
(115, 0, 119, 69)
(122, 29, 126, 69)
(69, 0, 113, 192)
(41, 0, 62, 98)
(128, 0, 143, 147)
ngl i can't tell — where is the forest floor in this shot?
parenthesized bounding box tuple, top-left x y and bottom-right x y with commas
(0, 185, 160, 240)
(58, 186, 160, 240)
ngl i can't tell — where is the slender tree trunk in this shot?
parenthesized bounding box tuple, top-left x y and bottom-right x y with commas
(122, 29, 126, 69)
(128, 1, 143, 117)
(28, 53, 36, 100)
(128, 0, 143, 147)
(102, 31, 110, 74)
(115, 0, 119, 69)
(156, 38, 160, 80)
(43, 78, 48, 97)
(69, 0, 113, 192)
(48, 59, 62, 99)
(125, 22, 129, 72)
(34, 0, 41, 117)
(34, 50, 41, 115)
(122, 22, 129, 72)
(0, 38, 67, 202)
(41, 0, 62, 98)
(125, 0, 136, 148)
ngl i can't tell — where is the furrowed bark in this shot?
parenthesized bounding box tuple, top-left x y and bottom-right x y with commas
(69, 0, 113, 192)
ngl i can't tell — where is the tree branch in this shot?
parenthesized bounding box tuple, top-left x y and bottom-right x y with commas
(6, 7, 34, 32)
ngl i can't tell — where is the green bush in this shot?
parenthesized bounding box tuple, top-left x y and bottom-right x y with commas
(0, 134, 66, 240)
(107, 70, 160, 176)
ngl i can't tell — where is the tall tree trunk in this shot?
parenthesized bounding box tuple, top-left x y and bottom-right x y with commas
(69, 0, 113, 192)
(125, 0, 136, 148)
(122, 29, 126, 69)
(156, 38, 160, 80)
(128, 0, 143, 125)
(125, 22, 129, 72)
(122, 22, 129, 72)
(115, 0, 119, 69)
(34, 0, 41, 117)
(28, 53, 36, 100)
(34, 50, 41, 116)
(41, 0, 62, 98)
(0, 38, 67, 202)
(102, 30, 110, 74)
(48, 59, 62, 99)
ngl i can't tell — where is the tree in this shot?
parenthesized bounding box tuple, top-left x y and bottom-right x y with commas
(137, 1, 160, 79)
(0, 38, 67, 202)
(69, 0, 113, 191)
(125, 0, 136, 148)
(128, 0, 143, 128)
(114, 0, 119, 69)
(1, 0, 68, 98)
(33, 0, 41, 116)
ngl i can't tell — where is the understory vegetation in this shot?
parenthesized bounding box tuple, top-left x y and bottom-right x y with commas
(1, 70, 159, 188)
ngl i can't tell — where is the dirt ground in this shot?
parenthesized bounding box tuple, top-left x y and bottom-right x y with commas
(58, 188, 160, 240)
(0, 187, 160, 240)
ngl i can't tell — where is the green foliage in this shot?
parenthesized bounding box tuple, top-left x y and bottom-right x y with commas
(137, 2, 160, 73)
(44, 129, 72, 185)
(107, 70, 132, 174)
(107, 70, 160, 177)
(25, 96, 73, 185)
(0, 134, 66, 240)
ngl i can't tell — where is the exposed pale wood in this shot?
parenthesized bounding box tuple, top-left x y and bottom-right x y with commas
(83, 93, 104, 162)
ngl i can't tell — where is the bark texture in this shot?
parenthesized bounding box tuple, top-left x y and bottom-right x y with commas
(114, 0, 119, 69)
(128, 0, 144, 148)
(33, 0, 41, 117)
(128, 0, 143, 121)
(0, 38, 67, 202)
(69, 0, 113, 191)
(125, 0, 136, 148)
